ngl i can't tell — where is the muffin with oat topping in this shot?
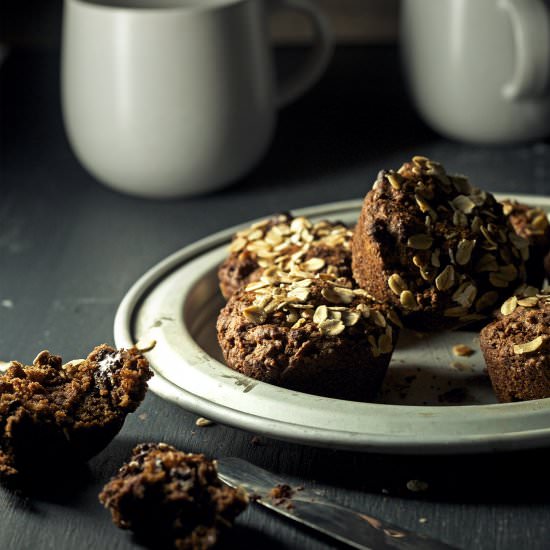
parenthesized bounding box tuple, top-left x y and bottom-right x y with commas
(218, 213, 353, 299)
(216, 268, 401, 401)
(352, 156, 528, 331)
(99, 443, 248, 549)
(0, 344, 152, 484)
(501, 199, 550, 287)
(480, 290, 549, 402)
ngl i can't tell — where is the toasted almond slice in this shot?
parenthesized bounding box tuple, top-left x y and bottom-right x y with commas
(435, 265, 455, 292)
(513, 336, 544, 355)
(243, 305, 267, 324)
(407, 234, 434, 250)
(452, 344, 474, 357)
(229, 237, 248, 253)
(388, 273, 408, 295)
(500, 296, 518, 316)
(517, 296, 539, 307)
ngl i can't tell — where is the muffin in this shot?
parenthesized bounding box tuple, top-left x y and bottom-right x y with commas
(501, 199, 550, 287)
(480, 290, 549, 402)
(216, 268, 401, 401)
(352, 156, 528, 331)
(99, 443, 248, 549)
(0, 343, 153, 484)
(218, 213, 353, 299)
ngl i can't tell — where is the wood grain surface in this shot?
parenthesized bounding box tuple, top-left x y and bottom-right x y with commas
(1, 47, 549, 550)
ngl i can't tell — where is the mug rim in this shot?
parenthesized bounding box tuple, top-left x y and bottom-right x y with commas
(67, 0, 245, 13)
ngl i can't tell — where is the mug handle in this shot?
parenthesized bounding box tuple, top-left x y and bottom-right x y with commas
(270, 0, 334, 108)
(499, 0, 550, 100)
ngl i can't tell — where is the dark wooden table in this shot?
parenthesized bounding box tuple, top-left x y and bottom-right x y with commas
(1, 45, 550, 550)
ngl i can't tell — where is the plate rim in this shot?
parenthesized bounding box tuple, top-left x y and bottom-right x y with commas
(114, 194, 550, 454)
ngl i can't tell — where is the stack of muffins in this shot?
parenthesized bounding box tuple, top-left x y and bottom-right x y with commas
(216, 157, 550, 403)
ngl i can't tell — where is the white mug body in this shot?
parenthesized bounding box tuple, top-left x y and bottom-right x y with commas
(62, 0, 276, 198)
(400, 0, 550, 144)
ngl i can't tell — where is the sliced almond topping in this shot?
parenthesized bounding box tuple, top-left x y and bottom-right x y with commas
(399, 290, 417, 309)
(291, 318, 307, 329)
(286, 311, 299, 324)
(498, 264, 518, 282)
(356, 303, 371, 319)
(387, 309, 404, 328)
(531, 213, 549, 230)
(452, 195, 476, 214)
(513, 336, 544, 355)
(475, 253, 499, 273)
(455, 239, 475, 266)
(342, 311, 361, 326)
(331, 286, 355, 304)
(435, 265, 455, 292)
(301, 257, 325, 272)
(292, 278, 313, 288)
(371, 310, 387, 328)
(517, 296, 539, 307)
(243, 305, 267, 324)
(313, 305, 329, 324)
(452, 283, 477, 308)
(388, 273, 408, 295)
(412, 155, 430, 165)
(196, 417, 214, 427)
(387, 173, 402, 190)
(229, 237, 248, 253)
(378, 333, 393, 354)
(443, 306, 469, 317)
(318, 318, 346, 336)
(245, 280, 270, 292)
(509, 232, 529, 250)
(287, 287, 310, 302)
(407, 234, 434, 250)
(453, 210, 468, 227)
(134, 339, 157, 353)
(500, 296, 518, 316)
(489, 272, 509, 288)
(452, 344, 475, 357)
(415, 194, 432, 213)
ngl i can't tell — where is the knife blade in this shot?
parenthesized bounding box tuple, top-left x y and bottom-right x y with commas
(216, 457, 457, 550)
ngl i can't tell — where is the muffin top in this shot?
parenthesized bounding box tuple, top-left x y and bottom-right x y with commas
(227, 268, 401, 357)
(493, 289, 550, 354)
(501, 199, 550, 249)
(228, 214, 353, 273)
(354, 156, 528, 324)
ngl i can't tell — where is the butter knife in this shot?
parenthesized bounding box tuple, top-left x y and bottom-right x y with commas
(217, 457, 457, 550)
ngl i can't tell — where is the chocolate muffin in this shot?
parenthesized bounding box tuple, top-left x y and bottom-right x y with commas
(501, 199, 550, 287)
(217, 268, 401, 401)
(0, 344, 152, 484)
(480, 290, 549, 402)
(352, 156, 527, 331)
(99, 443, 248, 550)
(218, 213, 353, 299)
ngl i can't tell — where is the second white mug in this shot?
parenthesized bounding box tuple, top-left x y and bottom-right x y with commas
(400, 0, 550, 145)
(62, 0, 333, 198)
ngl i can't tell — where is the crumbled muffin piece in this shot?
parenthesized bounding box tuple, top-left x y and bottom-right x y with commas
(352, 156, 527, 331)
(217, 268, 401, 401)
(99, 443, 248, 550)
(501, 200, 550, 287)
(218, 213, 353, 299)
(0, 344, 152, 484)
(480, 291, 549, 402)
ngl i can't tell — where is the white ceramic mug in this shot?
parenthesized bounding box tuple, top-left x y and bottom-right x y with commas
(400, 0, 550, 144)
(61, 0, 333, 198)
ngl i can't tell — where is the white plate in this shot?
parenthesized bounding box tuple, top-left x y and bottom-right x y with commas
(114, 194, 550, 454)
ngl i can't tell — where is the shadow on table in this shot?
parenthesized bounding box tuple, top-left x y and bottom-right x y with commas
(253, 442, 550, 505)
